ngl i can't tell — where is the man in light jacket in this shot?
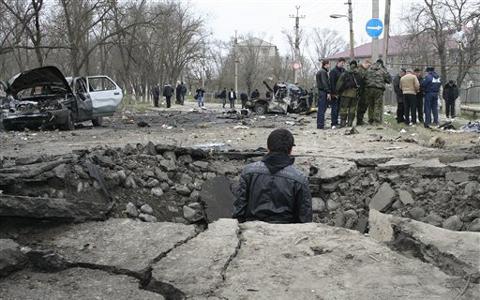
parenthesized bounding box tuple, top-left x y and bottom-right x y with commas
(400, 69, 420, 125)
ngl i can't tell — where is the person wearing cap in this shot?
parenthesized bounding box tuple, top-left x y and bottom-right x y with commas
(421, 67, 442, 128)
(393, 68, 407, 123)
(232, 128, 312, 223)
(363, 58, 392, 125)
(336, 60, 362, 127)
(400, 69, 420, 125)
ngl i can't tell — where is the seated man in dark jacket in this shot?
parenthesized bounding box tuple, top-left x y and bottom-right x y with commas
(232, 129, 312, 223)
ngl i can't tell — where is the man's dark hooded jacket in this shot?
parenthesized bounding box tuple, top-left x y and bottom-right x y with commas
(232, 152, 312, 223)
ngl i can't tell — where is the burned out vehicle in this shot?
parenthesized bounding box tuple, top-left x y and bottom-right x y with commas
(244, 80, 309, 115)
(1, 66, 123, 131)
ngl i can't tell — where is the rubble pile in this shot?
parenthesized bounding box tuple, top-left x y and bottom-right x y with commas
(299, 156, 480, 232)
(0, 142, 246, 224)
(1, 143, 479, 232)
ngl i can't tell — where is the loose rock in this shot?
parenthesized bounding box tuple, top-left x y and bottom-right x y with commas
(442, 215, 463, 231)
(369, 182, 395, 212)
(409, 207, 426, 220)
(125, 202, 139, 218)
(312, 197, 326, 212)
(151, 187, 164, 197)
(0, 239, 27, 278)
(139, 213, 158, 222)
(398, 190, 414, 205)
(140, 204, 154, 215)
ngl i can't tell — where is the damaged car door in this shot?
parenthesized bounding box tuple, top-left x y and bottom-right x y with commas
(86, 76, 123, 126)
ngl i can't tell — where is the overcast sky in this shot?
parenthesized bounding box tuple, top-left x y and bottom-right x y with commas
(189, 0, 423, 55)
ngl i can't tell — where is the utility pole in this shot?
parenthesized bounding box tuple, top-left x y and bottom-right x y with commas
(289, 6, 305, 84)
(382, 0, 391, 65)
(347, 0, 355, 60)
(234, 30, 238, 95)
(371, 0, 380, 61)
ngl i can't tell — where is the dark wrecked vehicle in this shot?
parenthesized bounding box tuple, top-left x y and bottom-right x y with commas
(1, 66, 123, 131)
(244, 80, 309, 115)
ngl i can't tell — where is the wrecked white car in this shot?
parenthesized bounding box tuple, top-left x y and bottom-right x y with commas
(1, 66, 123, 131)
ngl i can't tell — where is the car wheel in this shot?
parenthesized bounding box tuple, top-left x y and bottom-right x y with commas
(61, 113, 75, 131)
(92, 116, 103, 127)
(254, 103, 267, 115)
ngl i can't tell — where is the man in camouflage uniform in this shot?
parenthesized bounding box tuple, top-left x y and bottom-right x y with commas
(363, 59, 391, 124)
(355, 59, 371, 125)
(336, 60, 362, 127)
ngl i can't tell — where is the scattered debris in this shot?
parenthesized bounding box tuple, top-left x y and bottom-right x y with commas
(461, 121, 480, 133)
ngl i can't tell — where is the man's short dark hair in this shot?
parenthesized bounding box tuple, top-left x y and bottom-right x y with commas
(321, 59, 330, 67)
(267, 129, 295, 154)
(414, 68, 421, 72)
(338, 58, 346, 63)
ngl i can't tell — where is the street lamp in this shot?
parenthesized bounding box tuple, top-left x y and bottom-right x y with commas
(329, 0, 355, 61)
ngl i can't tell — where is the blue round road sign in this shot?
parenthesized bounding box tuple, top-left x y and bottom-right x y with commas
(366, 18, 383, 38)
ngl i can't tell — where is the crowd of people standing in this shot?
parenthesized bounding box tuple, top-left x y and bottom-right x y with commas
(151, 82, 187, 108)
(316, 57, 458, 130)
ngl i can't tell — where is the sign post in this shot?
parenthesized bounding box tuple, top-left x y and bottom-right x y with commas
(366, 18, 383, 61)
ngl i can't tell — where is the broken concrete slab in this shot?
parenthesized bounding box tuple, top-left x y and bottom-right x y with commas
(35, 218, 196, 273)
(369, 210, 480, 282)
(199, 176, 235, 222)
(149, 219, 239, 297)
(350, 155, 393, 167)
(445, 171, 473, 184)
(411, 158, 448, 177)
(0, 268, 164, 300)
(0, 239, 27, 278)
(317, 159, 356, 182)
(369, 182, 395, 212)
(0, 194, 112, 221)
(377, 158, 419, 171)
(295, 157, 356, 183)
(449, 158, 480, 173)
(218, 221, 477, 300)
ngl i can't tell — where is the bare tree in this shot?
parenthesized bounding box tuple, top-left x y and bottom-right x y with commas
(308, 28, 347, 60)
(402, 0, 480, 86)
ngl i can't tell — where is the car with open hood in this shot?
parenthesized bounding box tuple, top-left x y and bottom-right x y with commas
(1, 66, 123, 131)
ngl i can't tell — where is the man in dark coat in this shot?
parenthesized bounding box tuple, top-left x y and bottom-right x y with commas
(219, 88, 227, 108)
(232, 128, 312, 223)
(329, 58, 346, 128)
(443, 80, 459, 120)
(228, 88, 237, 109)
(175, 82, 182, 104)
(316, 60, 331, 129)
(181, 82, 187, 105)
(152, 84, 160, 107)
(163, 83, 174, 108)
(240, 92, 248, 109)
(393, 68, 406, 123)
(421, 67, 442, 128)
